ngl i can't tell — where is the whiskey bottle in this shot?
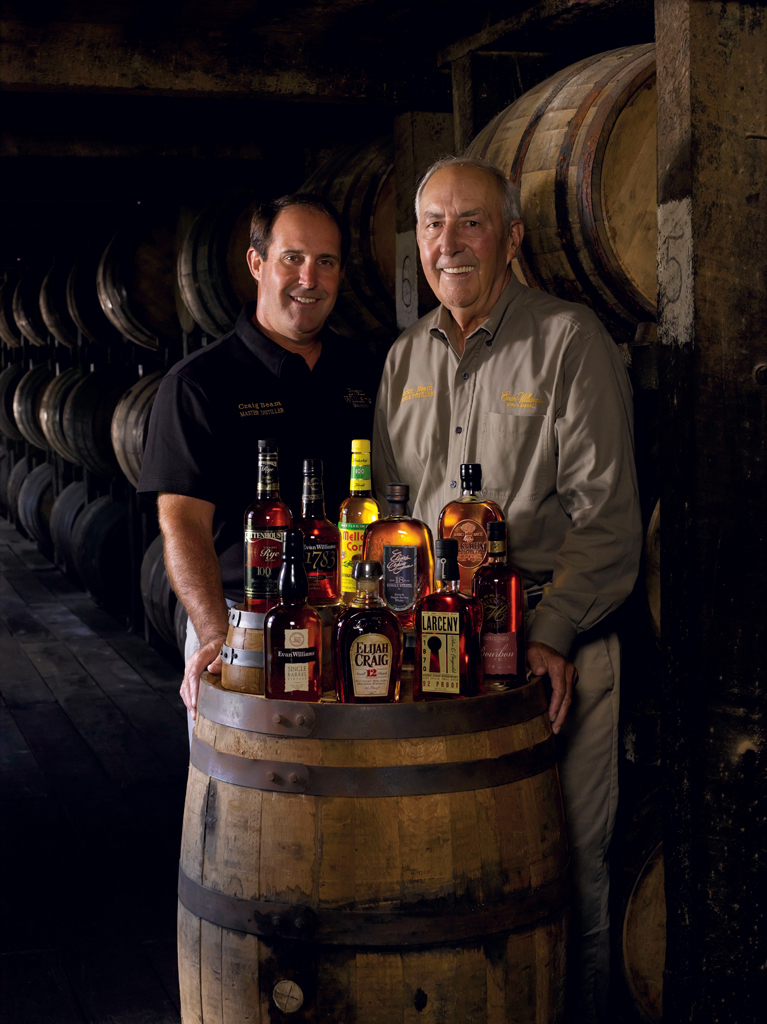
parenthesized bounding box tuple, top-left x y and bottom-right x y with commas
(333, 560, 402, 703)
(362, 482, 434, 633)
(437, 463, 503, 594)
(264, 529, 322, 702)
(295, 458, 341, 606)
(413, 538, 483, 701)
(338, 439, 380, 603)
(244, 439, 292, 614)
(472, 520, 525, 690)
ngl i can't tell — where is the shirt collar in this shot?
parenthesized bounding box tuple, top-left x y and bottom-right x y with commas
(427, 275, 526, 348)
(235, 302, 331, 379)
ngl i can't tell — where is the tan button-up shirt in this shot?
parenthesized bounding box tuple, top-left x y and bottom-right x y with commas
(372, 276, 642, 657)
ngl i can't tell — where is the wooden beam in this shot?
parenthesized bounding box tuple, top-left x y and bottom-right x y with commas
(656, 2, 767, 1020)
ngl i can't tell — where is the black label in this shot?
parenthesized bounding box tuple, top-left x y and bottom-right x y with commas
(383, 544, 417, 610)
(304, 541, 338, 580)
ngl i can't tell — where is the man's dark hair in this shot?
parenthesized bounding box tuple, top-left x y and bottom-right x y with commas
(249, 193, 349, 265)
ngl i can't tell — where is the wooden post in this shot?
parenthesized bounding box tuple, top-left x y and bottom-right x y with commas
(656, 2, 766, 1019)
(393, 111, 453, 332)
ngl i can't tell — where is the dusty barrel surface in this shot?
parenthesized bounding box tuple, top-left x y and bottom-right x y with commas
(467, 43, 657, 337)
(178, 676, 569, 1023)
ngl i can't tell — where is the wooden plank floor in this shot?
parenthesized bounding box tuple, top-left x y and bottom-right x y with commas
(0, 517, 187, 1024)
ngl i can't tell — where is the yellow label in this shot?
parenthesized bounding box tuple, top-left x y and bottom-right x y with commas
(350, 634, 392, 697)
(339, 523, 367, 593)
(421, 611, 460, 693)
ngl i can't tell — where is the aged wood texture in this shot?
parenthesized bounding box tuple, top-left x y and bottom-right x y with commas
(656, 2, 767, 1020)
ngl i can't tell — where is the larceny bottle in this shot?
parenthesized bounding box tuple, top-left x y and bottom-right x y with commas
(264, 529, 322, 701)
(244, 439, 292, 614)
(438, 463, 503, 595)
(338, 439, 379, 603)
(333, 560, 402, 703)
(295, 458, 340, 606)
(362, 482, 434, 633)
(413, 538, 483, 701)
(472, 520, 525, 689)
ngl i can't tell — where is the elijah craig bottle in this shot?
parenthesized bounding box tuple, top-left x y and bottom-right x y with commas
(295, 458, 340, 606)
(338, 439, 379, 603)
(264, 529, 322, 701)
(413, 538, 483, 701)
(438, 463, 503, 595)
(333, 560, 402, 703)
(362, 482, 434, 633)
(472, 520, 525, 689)
(244, 439, 292, 614)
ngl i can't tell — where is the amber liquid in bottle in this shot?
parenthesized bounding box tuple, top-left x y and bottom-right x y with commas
(338, 439, 379, 604)
(295, 458, 341, 606)
(438, 463, 503, 595)
(413, 539, 484, 701)
(333, 560, 402, 703)
(362, 482, 434, 633)
(265, 529, 322, 702)
(244, 439, 292, 614)
(472, 521, 525, 690)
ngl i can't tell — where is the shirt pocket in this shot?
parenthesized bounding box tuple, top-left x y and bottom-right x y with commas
(479, 411, 549, 502)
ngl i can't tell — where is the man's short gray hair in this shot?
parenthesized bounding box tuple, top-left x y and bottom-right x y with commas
(415, 156, 522, 227)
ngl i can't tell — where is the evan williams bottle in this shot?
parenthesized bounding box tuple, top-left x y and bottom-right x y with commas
(295, 459, 340, 606)
(362, 482, 434, 633)
(338, 439, 379, 603)
(243, 439, 292, 614)
(438, 463, 503, 595)
(413, 538, 483, 701)
(265, 529, 322, 701)
(472, 521, 525, 690)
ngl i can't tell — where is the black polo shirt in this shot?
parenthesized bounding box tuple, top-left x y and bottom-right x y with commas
(138, 304, 383, 601)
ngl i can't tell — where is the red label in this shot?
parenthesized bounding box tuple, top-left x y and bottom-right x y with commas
(481, 632, 517, 674)
(250, 538, 282, 569)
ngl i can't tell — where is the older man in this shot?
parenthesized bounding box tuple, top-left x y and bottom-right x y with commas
(139, 193, 381, 723)
(373, 157, 642, 1023)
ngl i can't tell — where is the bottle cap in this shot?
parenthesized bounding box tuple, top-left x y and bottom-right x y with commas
(351, 439, 370, 454)
(460, 463, 482, 488)
(386, 482, 409, 503)
(283, 528, 304, 556)
(487, 520, 507, 541)
(303, 458, 322, 475)
(258, 438, 278, 452)
(434, 538, 459, 581)
(352, 559, 382, 580)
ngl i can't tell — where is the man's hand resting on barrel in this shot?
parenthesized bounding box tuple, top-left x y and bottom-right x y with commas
(181, 631, 226, 721)
(526, 641, 578, 735)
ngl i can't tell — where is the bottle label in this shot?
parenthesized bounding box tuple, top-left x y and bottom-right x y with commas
(339, 523, 367, 593)
(304, 541, 338, 581)
(481, 632, 518, 675)
(350, 633, 392, 697)
(420, 611, 460, 694)
(383, 544, 417, 610)
(302, 473, 324, 502)
(245, 528, 284, 599)
(257, 455, 279, 495)
(276, 629, 313, 691)
(479, 595, 510, 632)
(450, 520, 488, 568)
(349, 452, 371, 494)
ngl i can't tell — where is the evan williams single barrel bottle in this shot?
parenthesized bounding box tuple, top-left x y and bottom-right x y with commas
(295, 459, 340, 606)
(438, 463, 503, 594)
(472, 520, 525, 690)
(243, 439, 292, 614)
(338, 439, 379, 603)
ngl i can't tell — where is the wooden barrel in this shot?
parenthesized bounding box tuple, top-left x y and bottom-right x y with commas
(39, 367, 84, 464)
(110, 369, 163, 487)
(0, 270, 23, 348)
(0, 445, 9, 517)
(175, 598, 189, 659)
(177, 191, 259, 337)
(12, 269, 49, 347)
(140, 533, 178, 648)
(40, 259, 79, 348)
(467, 44, 657, 337)
(12, 364, 55, 450)
(63, 366, 135, 478)
(70, 494, 131, 612)
(645, 500, 660, 638)
(301, 138, 396, 347)
(67, 245, 125, 347)
(6, 455, 34, 534)
(50, 480, 88, 582)
(17, 462, 54, 551)
(179, 675, 569, 1023)
(220, 605, 264, 695)
(0, 362, 26, 441)
(97, 206, 182, 350)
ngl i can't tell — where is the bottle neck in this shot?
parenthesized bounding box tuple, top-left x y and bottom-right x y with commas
(386, 502, 408, 519)
(257, 455, 280, 500)
(349, 451, 372, 498)
(487, 543, 507, 564)
(301, 477, 326, 519)
(352, 578, 384, 608)
(279, 553, 308, 604)
(435, 578, 461, 593)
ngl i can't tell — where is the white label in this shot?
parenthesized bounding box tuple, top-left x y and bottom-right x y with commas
(350, 633, 392, 697)
(658, 197, 693, 347)
(284, 629, 310, 692)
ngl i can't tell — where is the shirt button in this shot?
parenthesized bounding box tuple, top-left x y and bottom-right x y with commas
(450, 480, 457, 488)
(462, 372, 469, 380)
(455, 426, 462, 434)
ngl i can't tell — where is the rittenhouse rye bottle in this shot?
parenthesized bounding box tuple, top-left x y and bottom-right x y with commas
(244, 439, 292, 614)
(295, 458, 340, 606)
(265, 529, 322, 702)
(338, 439, 379, 603)
(333, 560, 402, 703)
(438, 463, 503, 595)
(472, 521, 525, 690)
(413, 538, 483, 701)
(362, 482, 434, 633)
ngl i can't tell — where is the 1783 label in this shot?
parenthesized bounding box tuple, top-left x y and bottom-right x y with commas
(383, 545, 417, 610)
(245, 528, 284, 600)
(420, 611, 460, 694)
